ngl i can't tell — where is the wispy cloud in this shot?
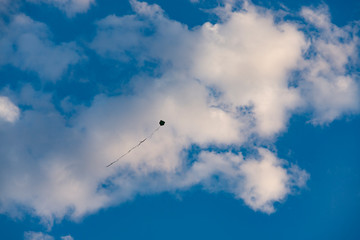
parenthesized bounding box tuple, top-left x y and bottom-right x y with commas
(60, 235, 74, 240)
(300, 6, 359, 124)
(26, 0, 95, 17)
(0, 14, 81, 81)
(24, 231, 54, 240)
(0, 0, 19, 15)
(24, 231, 74, 240)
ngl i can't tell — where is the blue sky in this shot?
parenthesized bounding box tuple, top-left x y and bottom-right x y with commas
(0, 0, 359, 239)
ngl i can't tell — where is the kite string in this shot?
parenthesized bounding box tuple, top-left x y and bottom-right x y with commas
(106, 125, 161, 167)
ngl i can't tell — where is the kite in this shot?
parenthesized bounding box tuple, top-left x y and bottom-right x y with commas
(106, 120, 165, 167)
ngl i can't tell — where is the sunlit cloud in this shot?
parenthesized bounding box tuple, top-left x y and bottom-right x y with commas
(0, 0, 358, 228)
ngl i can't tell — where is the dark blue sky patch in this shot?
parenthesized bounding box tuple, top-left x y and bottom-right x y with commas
(0, 65, 42, 92)
(144, 0, 212, 28)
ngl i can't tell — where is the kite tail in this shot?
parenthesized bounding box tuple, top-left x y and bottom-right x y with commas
(148, 125, 161, 139)
(106, 125, 162, 167)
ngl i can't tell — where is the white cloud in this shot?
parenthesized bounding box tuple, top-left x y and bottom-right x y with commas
(0, 0, 358, 227)
(60, 235, 74, 240)
(26, 0, 94, 17)
(24, 232, 73, 240)
(190, 5, 307, 137)
(91, 1, 308, 138)
(24, 232, 54, 240)
(300, 6, 360, 124)
(0, 87, 109, 223)
(181, 149, 309, 213)
(0, 14, 81, 81)
(0, 96, 20, 123)
(238, 149, 308, 213)
(91, 1, 359, 127)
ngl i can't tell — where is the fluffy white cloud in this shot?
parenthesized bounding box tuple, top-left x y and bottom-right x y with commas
(179, 149, 309, 213)
(0, 87, 108, 223)
(190, 5, 306, 137)
(91, 1, 359, 127)
(26, 0, 94, 16)
(300, 6, 359, 124)
(0, 14, 81, 81)
(0, 96, 20, 123)
(0, 0, 358, 227)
